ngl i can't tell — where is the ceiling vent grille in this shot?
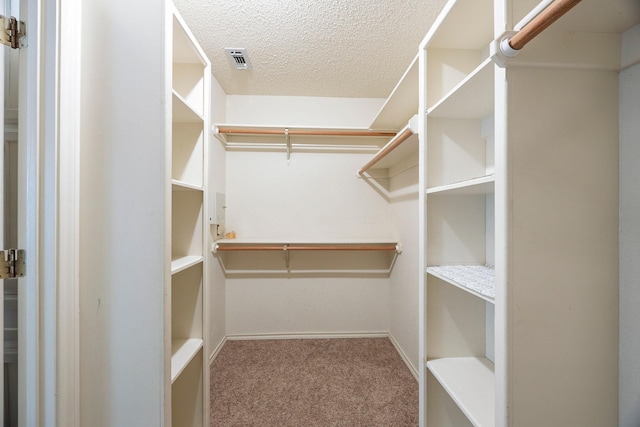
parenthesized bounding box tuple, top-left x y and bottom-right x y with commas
(225, 48, 251, 70)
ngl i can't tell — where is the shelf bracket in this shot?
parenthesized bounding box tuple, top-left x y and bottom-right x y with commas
(285, 128, 291, 161)
(283, 244, 290, 270)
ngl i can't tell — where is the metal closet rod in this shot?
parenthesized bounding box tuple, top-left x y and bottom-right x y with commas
(502, 0, 582, 55)
(215, 243, 400, 252)
(216, 127, 396, 138)
(358, 126, 415, 175)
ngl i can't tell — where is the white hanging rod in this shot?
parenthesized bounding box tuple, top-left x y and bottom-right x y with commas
(500, 0, 582, 57)
(358, 115, 419, 176)
(216, 126, 396, 138)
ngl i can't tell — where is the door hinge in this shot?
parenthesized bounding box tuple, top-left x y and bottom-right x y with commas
(0, 249, 25, 279)
(0, 15, 25, 49)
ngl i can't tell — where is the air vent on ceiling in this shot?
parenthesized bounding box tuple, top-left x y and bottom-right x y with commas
(225, 48, 251, 70)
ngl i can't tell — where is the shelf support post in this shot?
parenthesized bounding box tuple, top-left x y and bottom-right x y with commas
(283, 244, 290, 270)
(285, 128, 291, 161)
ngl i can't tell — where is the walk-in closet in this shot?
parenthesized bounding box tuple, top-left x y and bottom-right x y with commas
(71, 0, 640, 426)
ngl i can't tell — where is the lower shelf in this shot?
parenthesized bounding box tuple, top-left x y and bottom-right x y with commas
(171, 338, 203, 383)
(427, 357, 495, 427)
(171, 255, 203, 275)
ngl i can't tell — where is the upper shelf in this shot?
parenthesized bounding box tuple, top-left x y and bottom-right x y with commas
(422, 0, 494, 50)
(215, 125, 394, 138)
(370, 55, 419, 131)
(212, 239, 402, 275)
(172, 13, 208, 65)
(359, 115, 419, 175)
(213, 124, 395, 154)
(213, 239, 401, 253)
(427, 58, 494, 119)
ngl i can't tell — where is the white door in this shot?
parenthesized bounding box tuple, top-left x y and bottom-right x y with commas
(1, 0, 39, 425)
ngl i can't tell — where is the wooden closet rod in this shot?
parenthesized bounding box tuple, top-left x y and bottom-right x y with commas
(215, 243, 400, 252)
(217, 127, 395, 138)
(358, 127, 415, 175)
(502, 0, 582, 55)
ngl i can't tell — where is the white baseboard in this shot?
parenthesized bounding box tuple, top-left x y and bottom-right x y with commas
(387, 333, 419, 381)
(209, 335, 228, 365)
(225, 331, 388, 341)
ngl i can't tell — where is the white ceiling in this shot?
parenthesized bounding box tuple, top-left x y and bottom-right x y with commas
(173, 0, 447, 98)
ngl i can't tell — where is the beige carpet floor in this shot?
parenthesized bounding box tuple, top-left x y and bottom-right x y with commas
(210, 338, 418, 426)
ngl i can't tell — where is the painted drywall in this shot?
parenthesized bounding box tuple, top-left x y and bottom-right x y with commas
(619, 23, 640, 427)
(506, 67, 619, 425)
(226, 277, 390, 336)
(78, 0, 166, 425)
(225, 95, 384, 128)
(389, 163, 420, 374)
(208, 74, 227, 358)
(223, 149, 394, 335)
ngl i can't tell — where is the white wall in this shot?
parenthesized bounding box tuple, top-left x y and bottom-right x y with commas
(219, 95, 397, 337)
(78, 0, 166, 425)
(226, 95, 384, 127)
(389, 163, 420, 375)
(224, 149, 392, 336)
(619, 23, 640, 427)
(208, 75, 227, 357)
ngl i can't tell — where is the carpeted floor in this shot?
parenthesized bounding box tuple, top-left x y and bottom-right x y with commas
(210, 338, 418, 426)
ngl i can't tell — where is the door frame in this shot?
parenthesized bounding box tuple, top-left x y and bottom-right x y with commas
(15, 0, 80, 425)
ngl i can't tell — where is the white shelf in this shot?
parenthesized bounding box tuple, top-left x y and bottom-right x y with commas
(424, 0, 494, 50)
(427, 175, 494, 195)
(172, 179, 203, 192)
(172, 91, 204, 123)
(427, 58, 494, 119)
(171, 255, 203, 275)
(213, 237, 400, 247)
(172, 13, 207, 65)
(427, 265, 495, 302)
(213, 239, 401, 275)
(360, 115, 419, 173)
(171, 338, 203, 383)
(370, 55, 419, 130)
(427, 357, 495, 427)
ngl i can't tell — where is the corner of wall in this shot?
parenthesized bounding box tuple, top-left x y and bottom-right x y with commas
(621, 23, 640, 70)
(619, 22, 640, 427)
(209, 72, 228, 358)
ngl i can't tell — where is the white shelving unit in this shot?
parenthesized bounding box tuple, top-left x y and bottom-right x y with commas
(422, 2, 497, 422)
(166, 4, 210, 426)
(418, 0, 626, 425)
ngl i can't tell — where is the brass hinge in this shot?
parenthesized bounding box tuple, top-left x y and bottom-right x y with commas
(0, 15, 25, 49)
(0, 249, 25, 279)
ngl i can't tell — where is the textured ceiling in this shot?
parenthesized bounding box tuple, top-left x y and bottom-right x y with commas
(173, 0, 447, 98)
